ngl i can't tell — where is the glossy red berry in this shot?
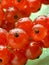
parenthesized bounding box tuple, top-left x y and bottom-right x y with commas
(25, 42, 42, 59)
(34, 15, 49, 36)
(30, 24, 47, 41)
(8, 28, 29, 49)
(27, 0, 42, 12)
(35, 15, 49, 31)
(15, 17, 33, 35)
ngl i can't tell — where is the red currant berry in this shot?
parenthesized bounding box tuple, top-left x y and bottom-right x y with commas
(8, 28, 29, 49)
(30, 24, 47, 41)
(34, 15, 49, 36)
(27, 0, 42, 12)
(25, 42, 42, 59)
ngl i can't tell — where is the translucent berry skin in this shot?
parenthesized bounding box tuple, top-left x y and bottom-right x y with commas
(15, 17, 33, 35)
(0, 45, 12, 65)
(11, 50, 27, 65)
(0, 28, 8, 46)
(27, 0, 42, 12)
(34, 15, 49, 48)
(41, 0, 49, 5)
(25, 42, 42, 59)
(8, 28, 29, 49)
(30, 24, 47, 41)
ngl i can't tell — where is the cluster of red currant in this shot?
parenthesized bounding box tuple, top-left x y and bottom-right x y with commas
(0, 0, 49, 65)
(0, 0, 49, 31)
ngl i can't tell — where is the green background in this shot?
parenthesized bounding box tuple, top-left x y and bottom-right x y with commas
(26, 4, 49, 65)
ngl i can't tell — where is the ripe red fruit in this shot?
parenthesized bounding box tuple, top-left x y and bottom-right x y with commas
(15, 17, 33, 35)
(0, 28, 8, 46)
(34, 15, 49, 36)
(27, 0, 42, 12)
(0, 45, 12, 65)
(25, 42, 42, 59)
(11, 50, 27, 65)
(41, 0, 49, 5)
(30, 24, 47, 41)
(8, 28, 29, 49)
(35, 15, 49, 31)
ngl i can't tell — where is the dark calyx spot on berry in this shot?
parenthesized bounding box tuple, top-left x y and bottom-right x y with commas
(14, 33, 19, 37)
(14, 15, 18, 19)
(37, 56, 40, 59)
(17, 0, 21, 2)
(35, 29, 39, 34)
(38, 8, 40, 11)
(0, 59, 2, 63)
